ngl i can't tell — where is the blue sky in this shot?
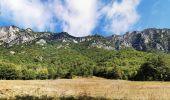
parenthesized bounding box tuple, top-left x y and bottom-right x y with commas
(133, 0, 170, 31)
(0, 0, 170, 36)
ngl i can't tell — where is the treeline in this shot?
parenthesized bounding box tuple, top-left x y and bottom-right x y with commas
(91, 56, 170, 81)
(0, 44, 170, 81)
(0, 63, 94, 80)
(0, 56, 170, 81)
(134, 56, 170, 81)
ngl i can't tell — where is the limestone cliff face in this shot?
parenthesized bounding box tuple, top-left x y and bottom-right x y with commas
(0, 26, 170, 52)
(0, 26, 50, 46)
(108, 28, 170, 52)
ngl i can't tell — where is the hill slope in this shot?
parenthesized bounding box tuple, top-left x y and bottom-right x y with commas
(0, 26, 170, 80)
(1, 26, 170, 52)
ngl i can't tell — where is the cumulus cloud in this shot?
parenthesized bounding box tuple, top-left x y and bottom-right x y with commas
(100, 0, 140, 35)
(52, 0, 98, 37)
(0, 0, 55, 31)
(0, 0, 140, 36)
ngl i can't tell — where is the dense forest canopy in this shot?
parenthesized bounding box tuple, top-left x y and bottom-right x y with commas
(0, 42, 170, 81)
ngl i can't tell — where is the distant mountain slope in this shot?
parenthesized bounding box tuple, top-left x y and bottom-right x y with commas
(108, 28, 170, 52)
(0, 26, 170, 52)
(0, 26, 170, 80)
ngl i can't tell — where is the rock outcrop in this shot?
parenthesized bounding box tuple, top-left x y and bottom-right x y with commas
(0, 26, 170, 52)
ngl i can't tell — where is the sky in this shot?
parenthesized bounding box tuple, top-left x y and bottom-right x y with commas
(0, 0, 170, 37)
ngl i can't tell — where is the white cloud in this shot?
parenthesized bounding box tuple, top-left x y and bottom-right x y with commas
(100, 0, 140, 35)
(52, 0, 98, 37)
(0, 0, 55, 31)
(0, 0, 140, 36)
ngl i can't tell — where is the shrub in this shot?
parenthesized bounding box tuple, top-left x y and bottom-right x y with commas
(93, 67, 123, 79)
(47, 67, 57, 79)
(36, 69, 49, 79)
(21, 68, 36, 80)
(0, 63, 20, 80)
(134, 56, 170, 81)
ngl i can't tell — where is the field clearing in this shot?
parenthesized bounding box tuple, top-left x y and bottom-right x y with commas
(0, 78, 170, 100)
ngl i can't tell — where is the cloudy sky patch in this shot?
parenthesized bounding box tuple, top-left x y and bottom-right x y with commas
(0, 0, 170, 36)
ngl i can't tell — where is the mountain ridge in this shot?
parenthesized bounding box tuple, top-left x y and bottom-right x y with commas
(0, 26, 170, 81)
(0, 26, 170, 52)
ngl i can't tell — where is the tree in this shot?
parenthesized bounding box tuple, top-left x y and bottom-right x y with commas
(0, 64, 20, 80)
(134, 56, 170, 81)
(36, 69, 49, 80)
(47, 67, 56, 79)
(21, 68, 36, 80)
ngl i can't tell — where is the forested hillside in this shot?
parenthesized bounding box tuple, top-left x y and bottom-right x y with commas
(0, 26, 170, 81)
(0, 42, 170, 81)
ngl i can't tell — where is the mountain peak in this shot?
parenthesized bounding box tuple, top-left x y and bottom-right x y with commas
(0, 26, 170, 52)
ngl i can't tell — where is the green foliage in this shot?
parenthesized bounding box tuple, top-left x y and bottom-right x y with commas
(134, 56, 170, 81)
(93, 66, 123, 79)
(36, 69, 49, 80)
(0, 42, 170, 81)
(21, 68, 36, 80)
(0, 63, 20, 80)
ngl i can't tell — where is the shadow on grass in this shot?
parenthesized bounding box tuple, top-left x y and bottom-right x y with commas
(59, 95, 108, 100)
(15, 95, 109, 100)
(15, 95, 54, 100)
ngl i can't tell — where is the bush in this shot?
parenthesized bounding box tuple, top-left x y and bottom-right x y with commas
(134, 62, 157, 81)
(64, 72, 73, 79)
(36, 69, 49, 79)
(21, 68, 36, 80)
(47, 67, 57, 79)
(93, 67, 123, 79)
(0, 64, 20, 80)
(134, 56, 170, 81)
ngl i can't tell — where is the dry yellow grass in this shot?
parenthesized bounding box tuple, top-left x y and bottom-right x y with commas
(0, 77, 170, 100)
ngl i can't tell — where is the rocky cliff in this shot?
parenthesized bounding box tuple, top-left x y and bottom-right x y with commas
(0, 26, 170, 52)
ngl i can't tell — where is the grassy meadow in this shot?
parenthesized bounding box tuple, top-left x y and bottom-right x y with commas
(0, 78, 170, 100)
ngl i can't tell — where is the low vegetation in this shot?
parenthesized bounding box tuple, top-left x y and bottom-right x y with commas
(0, 42, 170, 81)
